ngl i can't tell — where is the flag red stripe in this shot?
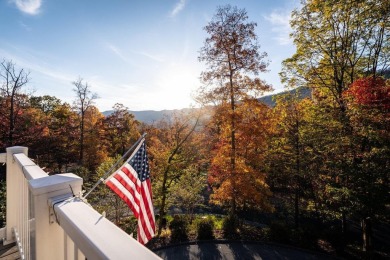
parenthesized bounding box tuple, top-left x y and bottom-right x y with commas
(142, 180, 155, 231)
(120, 166, 139, 185)
(105, 180, 139, 218)
(137, 180, 155, 244)
(113, 169, 140, 205)
(104, 140, 155, 245)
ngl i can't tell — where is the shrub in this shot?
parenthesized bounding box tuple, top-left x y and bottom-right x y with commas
(118, 216, 137, 235)
(169, 215, 188, 242)
(269, 221, 290, 243)
(195, 218, 214, 240)
(222, 214, 239, 239)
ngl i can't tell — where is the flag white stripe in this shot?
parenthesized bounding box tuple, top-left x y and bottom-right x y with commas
(109, 178, 140, 213)
(105, 140, 155, 245)
(142, 182, 155, 224)
(139, 197, 153, 237)
(116, 170, 141, 200)
(138, 218, 147, 244)
(144, 182, 154, 220)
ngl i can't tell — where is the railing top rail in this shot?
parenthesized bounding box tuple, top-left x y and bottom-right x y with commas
(54, 198, 161, 260)
(5, 146, 161, 259)
(13, 153, 47, 180)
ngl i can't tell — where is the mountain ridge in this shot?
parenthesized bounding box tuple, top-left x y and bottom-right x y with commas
(102, 87, 311, 123)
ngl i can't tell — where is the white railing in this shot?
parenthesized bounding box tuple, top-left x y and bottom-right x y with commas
(1, 146, 161, 260)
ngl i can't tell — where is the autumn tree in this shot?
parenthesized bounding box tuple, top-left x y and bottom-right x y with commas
(0, 59, 30, 147)
(207, 99, 274, 217)
(147, 111, 204, 236)
(343, 76, 390, 253)
(82, 106, 107, 174)
(104, 103, 139, 157)
(72, 77, 98, 164)
(266, 92, 314, 228)
(280, 0, 390, 246)
(281, 0, 389, 109)
(47, 102, 79, 172)
(198, 5, 271, 216)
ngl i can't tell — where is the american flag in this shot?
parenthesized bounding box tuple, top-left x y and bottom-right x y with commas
(105, 139, 156, 245)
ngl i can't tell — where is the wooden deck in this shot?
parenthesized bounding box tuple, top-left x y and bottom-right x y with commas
(0, 242, 20, 260)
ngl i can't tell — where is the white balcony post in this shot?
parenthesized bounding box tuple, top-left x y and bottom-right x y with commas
(29, 173, 83, 260)
(5, 146, 28, 244)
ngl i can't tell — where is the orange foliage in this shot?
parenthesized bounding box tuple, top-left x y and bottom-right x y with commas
(207, 100, 273, 212)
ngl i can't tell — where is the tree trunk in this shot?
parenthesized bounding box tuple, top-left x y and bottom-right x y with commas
(362, 217, 372, 256)
(157, 169, 168, 236)
(294, 189, 299, 228)
(341, 211, 347, 234)
(8, 94, 15, 146)
(294, 113, 300, 228)
(229, 65, 237, 217)
(80, 111, 85, 164)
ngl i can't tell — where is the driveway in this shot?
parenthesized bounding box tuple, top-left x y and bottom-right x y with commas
(154, 241, 336, 260)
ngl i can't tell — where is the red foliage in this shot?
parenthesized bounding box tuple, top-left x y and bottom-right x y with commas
(344, 76, 390, 110)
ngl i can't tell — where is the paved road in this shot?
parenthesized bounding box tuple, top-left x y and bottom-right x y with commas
(154, 241, 336, 260)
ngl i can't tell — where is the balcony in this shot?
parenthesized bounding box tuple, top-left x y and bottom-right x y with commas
(0, 146, 161, 260)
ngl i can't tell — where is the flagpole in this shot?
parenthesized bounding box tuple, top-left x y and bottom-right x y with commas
(83, 133, 147, 199)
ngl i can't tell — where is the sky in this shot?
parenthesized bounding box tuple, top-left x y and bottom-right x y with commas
(0, 0, 299, 112)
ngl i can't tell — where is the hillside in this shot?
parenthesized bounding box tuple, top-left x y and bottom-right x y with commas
(102, 87, 311, 123)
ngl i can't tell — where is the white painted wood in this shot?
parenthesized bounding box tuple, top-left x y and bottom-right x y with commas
(0, 153, 6, 163)
(5, 146, 160, 260)
(55, 198, 161, 260)
(30, 173, 82, 260)
(29, 173, 82, 196)
(0, 227, 6, 241)
(5, 146, 28, 244)
(13, 153, 47, 180)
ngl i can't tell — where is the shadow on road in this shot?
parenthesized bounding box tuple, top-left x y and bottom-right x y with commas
(154, 241, 335, 260)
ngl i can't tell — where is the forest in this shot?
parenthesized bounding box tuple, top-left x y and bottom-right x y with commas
(1, 1, 389, 259)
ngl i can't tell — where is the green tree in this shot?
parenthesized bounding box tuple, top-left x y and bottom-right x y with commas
(29, 95, 62, 115)
(170, 165, 207, 222)
(88, 155, 131, 226)
(343, 76, 390, 253)
(280, 0, 390, 249)
(281, 0, 389, 109)
(198, 5, 271, 216)
(267, 93, 312, 227)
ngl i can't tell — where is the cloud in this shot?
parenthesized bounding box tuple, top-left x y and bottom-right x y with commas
(264, 11, 293, 45)
(11, 0, 42, 15)
(19, 21, 32, 31)
(170, 0, 186, 17)
(108, 44, 126, 61)
(138, 51, 164, 62)
(0, 47, 73, 83)
(106, 43, 140, 67)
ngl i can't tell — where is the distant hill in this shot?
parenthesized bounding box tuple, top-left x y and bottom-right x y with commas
(102, 108, 195, 124)
(102, 87, 311, 123)
(259, 86, 311, 107)
(102, 109, 174, 123)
